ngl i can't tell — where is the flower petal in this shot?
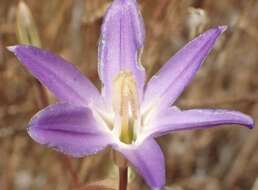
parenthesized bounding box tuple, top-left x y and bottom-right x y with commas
(143, 26, 226, 110)
(28, 103, 113, 157)
(113, 138, 165, 189)
(143, 107, 254, 138)
(98, 0, 146, 103)
(8, 45, 101, 106)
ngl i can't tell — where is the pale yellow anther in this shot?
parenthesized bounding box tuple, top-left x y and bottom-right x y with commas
(112, 71, 139, 144)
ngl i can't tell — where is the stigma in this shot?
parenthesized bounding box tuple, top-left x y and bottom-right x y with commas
(112, 71, 140, 144)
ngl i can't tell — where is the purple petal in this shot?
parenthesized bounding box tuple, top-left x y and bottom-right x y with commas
(28, 103, 113, 157)
(113, 138, 165, 189)
(98, 0, 146, 103)
(143, 26, 226, 110)
(8, 45, 101, 106)
(144, 108, 254, 138)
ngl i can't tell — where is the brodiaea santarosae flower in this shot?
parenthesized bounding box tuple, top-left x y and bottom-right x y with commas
(8, 0, 254, 189)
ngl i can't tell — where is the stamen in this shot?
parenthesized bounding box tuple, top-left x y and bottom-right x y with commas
(112, 71, 139, 144)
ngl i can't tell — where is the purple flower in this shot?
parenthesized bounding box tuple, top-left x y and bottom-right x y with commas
(8, 0, 254, 189)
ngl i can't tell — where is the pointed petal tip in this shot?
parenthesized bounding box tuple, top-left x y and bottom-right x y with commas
(7, 45, 30, 53)
(246, 117, 255, 129)
(207, 25, 227, 36)
(218, 25, 228, 33)
(7, 45, 18, 53)
(239, 113, 255, 129)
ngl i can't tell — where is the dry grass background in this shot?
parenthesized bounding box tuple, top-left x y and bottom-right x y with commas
(0, 0, 258, 189)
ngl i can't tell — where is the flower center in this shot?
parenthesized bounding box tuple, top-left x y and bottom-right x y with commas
(112, 71, 140, 144)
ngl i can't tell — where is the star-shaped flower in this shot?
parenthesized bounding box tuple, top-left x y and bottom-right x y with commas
(8, 0, 254, 189)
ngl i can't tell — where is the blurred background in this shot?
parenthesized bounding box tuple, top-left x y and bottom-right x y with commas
(0, 0, 258, 189)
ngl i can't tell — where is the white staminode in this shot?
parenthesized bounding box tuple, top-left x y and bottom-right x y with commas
(112, 71, 140, 144)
